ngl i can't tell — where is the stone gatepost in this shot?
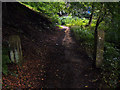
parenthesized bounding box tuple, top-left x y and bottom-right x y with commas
(96, 30, 105, 68)
(9, 35, 23, 64)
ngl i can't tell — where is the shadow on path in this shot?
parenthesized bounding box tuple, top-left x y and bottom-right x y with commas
(44, 26, 101, 88)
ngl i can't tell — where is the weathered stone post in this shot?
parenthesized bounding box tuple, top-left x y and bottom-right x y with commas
(9, 35, 23, 64)
(96, 30, 105, 68)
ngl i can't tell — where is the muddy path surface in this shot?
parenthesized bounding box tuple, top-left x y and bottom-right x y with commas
(44, 26, 101, 88)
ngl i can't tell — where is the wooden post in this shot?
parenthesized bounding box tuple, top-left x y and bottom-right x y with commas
(96, 30, 105, 68)
(9, 35, 23, 64)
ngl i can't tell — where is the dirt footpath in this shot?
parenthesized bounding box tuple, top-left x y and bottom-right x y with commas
(44, 26, 101, 88)
(2, 26, 101, 88)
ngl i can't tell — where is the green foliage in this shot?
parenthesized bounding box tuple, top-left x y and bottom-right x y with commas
(73, 27, 93, 42)
(2, 46, 11, 75)
(105, 28, 120, 45)
(21, 2, 67, 25)
(71, 15, 120, 88)
(101, 42, 120, 88)
(59, 17, 89, 26)
(69, 2, 92, 18)
(71, 25, 94, 59)
(56, 25, 63, 29)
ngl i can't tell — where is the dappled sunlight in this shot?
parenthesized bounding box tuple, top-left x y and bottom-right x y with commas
(2, 2, 120, 89)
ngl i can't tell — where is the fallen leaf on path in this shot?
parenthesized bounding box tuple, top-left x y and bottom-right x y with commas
(91, 79, 98, 82)
(41, 78, 44, 81)
(85, 86, 88, 87)
(84, 74, 88, 76)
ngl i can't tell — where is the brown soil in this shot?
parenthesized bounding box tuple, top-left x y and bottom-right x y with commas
(43, 27, 101, 88)
(2, 27, 101, 88)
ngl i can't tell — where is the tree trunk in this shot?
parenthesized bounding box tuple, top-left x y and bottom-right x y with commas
(96, 29, 105, 68)
(93, 16, 101, 68)
(85, 4, 94, 27)
(88, 11, 93, 25)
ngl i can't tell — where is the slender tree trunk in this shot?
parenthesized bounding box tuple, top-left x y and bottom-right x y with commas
(88, 11, 93, 25)
(85, 4, 94, 27)
(93, 16, 101, 68)
(92, 3, 106, 68)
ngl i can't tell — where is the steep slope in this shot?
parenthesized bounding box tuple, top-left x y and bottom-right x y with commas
(2, 2, 55, 60)
(2, 2, 57, 88)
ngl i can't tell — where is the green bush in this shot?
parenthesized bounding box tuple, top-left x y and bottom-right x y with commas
(101, 42, 120, 88)
(71, 26, 94, 43)
(2, 46, 11, 75)
(58, 17, 89, 26)
(105, 29, 120, 45)
(71, 25, 94, 59)
(71, 23, 120, 88)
